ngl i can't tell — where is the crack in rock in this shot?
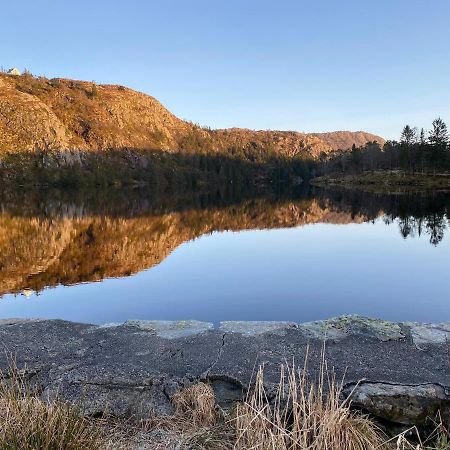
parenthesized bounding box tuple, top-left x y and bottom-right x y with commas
(202, 332, 226, 378)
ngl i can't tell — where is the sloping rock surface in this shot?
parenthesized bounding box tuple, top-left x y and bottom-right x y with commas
(0, 316, 448, 426)
(0, 73, 383, 158)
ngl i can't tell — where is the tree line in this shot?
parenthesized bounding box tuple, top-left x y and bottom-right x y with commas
(319, 118, 450, 175)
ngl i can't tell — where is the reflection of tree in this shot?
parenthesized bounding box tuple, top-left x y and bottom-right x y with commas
(398, 213, 446, 245)
(313, 186, 450, 246)
(415, 217, 423, 237)
(425, 213, 446, 246)
(398, 216, 413, 239)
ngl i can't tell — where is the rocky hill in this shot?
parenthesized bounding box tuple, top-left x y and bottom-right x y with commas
(0, 72, 383, 159)
(313, 131, 385, 151)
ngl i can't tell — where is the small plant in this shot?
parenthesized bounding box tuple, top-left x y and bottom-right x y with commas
(90, 82, 98, 98)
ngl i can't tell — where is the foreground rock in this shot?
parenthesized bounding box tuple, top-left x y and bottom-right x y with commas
(0, 316, 449, 427)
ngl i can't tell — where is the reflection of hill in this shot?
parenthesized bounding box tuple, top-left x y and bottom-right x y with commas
(0, 198, 366, 296)
(3, 186, 449, 296)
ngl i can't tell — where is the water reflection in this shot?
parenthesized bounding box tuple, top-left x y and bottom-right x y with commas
(320, 189, 450, 246)
(0, 186, 449, 299)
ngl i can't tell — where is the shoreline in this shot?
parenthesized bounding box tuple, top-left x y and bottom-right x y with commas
(311, 170, 450, 193)
(1, 315, 449, 428)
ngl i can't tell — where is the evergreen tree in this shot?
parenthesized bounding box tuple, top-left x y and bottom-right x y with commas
(420, 128, 426, 145)
(428, 117, 449, 148)
(428, 118, 449, 171)
(400, 125, 417, 146)
(417, 128, 427, 173)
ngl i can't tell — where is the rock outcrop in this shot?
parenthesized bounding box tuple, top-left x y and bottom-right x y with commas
(0, 73, 384, 159)
(313, 131, 385, 150)
(0, 316, 448, 427)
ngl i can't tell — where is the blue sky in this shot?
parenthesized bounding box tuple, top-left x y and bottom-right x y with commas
(1, 0, 449, 139)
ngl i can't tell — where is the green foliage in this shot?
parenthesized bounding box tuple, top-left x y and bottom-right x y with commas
(320, 118, 450, 175)
(429, 118, 449, 148)
(0, 147, 312, 192)
(400, 125, 417, 146)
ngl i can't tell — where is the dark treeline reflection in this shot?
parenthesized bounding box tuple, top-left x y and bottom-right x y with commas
(2, 185, 450, 244)
(312, 187, 450, 246)
(0, 183, 307, 218)
(1, 185, 449, 297)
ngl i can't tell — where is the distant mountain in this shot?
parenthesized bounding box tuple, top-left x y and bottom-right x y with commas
(0, 73, 384, 159)
(313, 131, 385, 151)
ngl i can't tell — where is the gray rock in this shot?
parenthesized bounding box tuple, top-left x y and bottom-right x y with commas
(299, 315, 406, 342)
(124, 320, 214, 339)
(220, 321, 296, 336)
(0, 318, 43, 326)
(408, 322, 450, 348)
(0, 316, 449, 426)
(344, 382, 450, 425)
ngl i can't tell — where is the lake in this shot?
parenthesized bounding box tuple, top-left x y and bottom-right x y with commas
(0, 186, 449, 325)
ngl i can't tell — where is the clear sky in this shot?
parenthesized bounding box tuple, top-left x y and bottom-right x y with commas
(1, 0, 449, 139)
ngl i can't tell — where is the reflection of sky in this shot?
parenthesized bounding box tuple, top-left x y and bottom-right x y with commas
(1, 218, 449, 325)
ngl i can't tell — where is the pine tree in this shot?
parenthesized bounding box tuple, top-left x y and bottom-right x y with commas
(400, 125, 417, 146)
(428, 117, 449, 148)
(418, 128, 427, 173)
(420, 128, 426, 145)
(428, 118, 449, 171)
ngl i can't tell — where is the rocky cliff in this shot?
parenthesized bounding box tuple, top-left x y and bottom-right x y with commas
(0, 73, 384, 159)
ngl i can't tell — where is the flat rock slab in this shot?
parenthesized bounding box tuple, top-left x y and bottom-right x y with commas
(0, 315, 449, 426)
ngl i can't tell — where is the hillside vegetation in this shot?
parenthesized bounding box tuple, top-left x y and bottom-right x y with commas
(0, 72, 384, 188)
(315, 119, 450, 190)
(0, 72, 382, 157)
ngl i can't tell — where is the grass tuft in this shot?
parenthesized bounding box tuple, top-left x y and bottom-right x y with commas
(172, 382, 217, 428)
(0, 359, 100, 450)
(235, 351, 385, 450)
(389, 420, 450, 450)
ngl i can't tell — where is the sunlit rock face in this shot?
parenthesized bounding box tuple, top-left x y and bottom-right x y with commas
(0, 73, 384, 159)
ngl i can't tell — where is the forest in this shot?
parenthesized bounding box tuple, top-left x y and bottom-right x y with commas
(318, 118, 450, 175)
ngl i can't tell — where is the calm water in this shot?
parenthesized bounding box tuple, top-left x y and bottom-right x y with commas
(0, 187, 449, 324)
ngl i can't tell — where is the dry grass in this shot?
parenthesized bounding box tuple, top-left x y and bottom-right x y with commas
(172, 382, 217, 428)
(97, 382, 232, 450)
(1, 357, 448, 450)
(235, 351, 384, 450)
(0, 360, 101, 450)
(387, 421, 450, 450)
